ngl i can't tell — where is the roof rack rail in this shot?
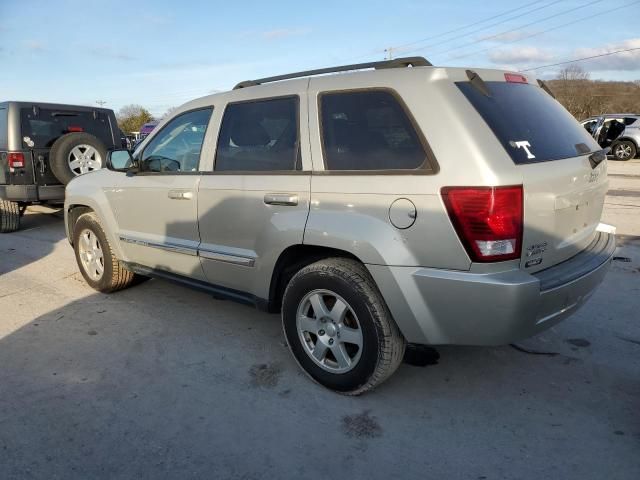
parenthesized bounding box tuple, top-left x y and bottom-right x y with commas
(233, 56, 432, 89)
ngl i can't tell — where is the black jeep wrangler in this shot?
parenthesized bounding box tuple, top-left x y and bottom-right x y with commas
(0, 101, 122, 232)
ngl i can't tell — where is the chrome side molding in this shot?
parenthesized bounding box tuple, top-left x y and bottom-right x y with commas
(119, 235, 255, 267)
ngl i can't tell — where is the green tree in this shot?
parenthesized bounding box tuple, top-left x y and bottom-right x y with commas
(117, 104, 154, 134)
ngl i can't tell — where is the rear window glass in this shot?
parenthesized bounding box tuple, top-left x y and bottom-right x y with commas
(457, 81, 600, 164)
(20, 108, 113, 149)
(320, 90, 428, 171)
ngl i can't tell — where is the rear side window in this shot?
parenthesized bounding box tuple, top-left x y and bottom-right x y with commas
(20, 108, 114, 149)
(215, 96, 299, 172)
(624, 117, 638, 126)
(320, 90, 428, 171)
(458, 82, 600, 164)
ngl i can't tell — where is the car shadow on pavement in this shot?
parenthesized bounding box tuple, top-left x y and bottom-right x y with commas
(0, 256, 639, 479)
(0, 206, 66, 275)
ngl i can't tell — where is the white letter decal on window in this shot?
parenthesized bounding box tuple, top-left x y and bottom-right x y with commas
(514, 140, 535, 159)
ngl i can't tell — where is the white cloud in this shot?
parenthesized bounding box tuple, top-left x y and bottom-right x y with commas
(488, 47, 554, 64)
(481, 31, 534, 43)
(88, 46, 135, 61)
(573, 38, 640, 71)
(25, 40, 46, 52)
(262, 28, 311, 40)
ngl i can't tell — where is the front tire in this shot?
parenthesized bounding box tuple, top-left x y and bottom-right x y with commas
(0, 200, 20, 233)
(612, 141, 636, 161)
(73, 212, 137, 292)
(282, 258, 405, 395)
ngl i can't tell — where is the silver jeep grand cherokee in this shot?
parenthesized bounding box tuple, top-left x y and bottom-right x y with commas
(64, 57, 615, 394)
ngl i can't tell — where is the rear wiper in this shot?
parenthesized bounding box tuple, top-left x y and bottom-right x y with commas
(465, 70, 491, 97)
(537, 79, 556, 99)
(588, 149, 607, 169)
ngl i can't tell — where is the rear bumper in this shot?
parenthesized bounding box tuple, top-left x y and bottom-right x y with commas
(368, 226, 616, 346)
(0, 184, 65, 202)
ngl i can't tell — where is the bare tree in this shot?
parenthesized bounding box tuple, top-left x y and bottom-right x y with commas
(553, 66, 603, 119)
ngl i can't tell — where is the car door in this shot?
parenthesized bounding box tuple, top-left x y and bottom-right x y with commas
(197, 85, 311, 300)
(105, 107, 214, 280)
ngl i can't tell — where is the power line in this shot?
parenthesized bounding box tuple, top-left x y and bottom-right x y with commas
(404, 0, 605, 57)
(394, 0, 560, 56)
(519, 46, 640, 72)
(336, 0, 555, 63)
(392, 0, 544, 50)
(449, 0, 640, 61)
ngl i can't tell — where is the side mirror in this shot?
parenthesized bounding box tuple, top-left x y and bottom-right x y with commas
(107, 149, 136, 172)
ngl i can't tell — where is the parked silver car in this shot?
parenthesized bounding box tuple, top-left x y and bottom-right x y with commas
(581, 114, 639, 160)
(64, 57, 615, 394)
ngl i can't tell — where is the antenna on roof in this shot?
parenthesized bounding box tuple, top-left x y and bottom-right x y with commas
(234, 56, 432, 90)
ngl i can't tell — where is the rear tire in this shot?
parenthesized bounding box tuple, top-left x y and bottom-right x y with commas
(0, 200, 20, 233)
(73, 212, 138, 292)
(282, 258, 405, 395)
(612, 141, 636, 161)
(50, 133, 107, 184)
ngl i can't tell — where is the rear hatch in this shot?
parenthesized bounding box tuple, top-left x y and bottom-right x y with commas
(457, 72, 608, 273)
(19, 106, 116, 186)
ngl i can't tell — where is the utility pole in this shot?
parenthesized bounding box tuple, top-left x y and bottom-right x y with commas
(384, 47, 394, 60)
(96, 100, 107, 107)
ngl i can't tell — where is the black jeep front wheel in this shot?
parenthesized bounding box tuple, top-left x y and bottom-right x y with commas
(0, 200, 20, 233)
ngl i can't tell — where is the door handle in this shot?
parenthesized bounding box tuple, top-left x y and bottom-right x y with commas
(264, 193, 298, 206)
(168, 190, 193, 200)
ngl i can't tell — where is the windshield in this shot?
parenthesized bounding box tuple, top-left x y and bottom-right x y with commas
(457, 81, 600, 164)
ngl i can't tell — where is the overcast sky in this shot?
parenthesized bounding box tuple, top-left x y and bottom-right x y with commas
(1, 0, 639, 117)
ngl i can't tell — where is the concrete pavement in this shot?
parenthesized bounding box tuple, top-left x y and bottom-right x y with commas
(0, 161, 639, 480)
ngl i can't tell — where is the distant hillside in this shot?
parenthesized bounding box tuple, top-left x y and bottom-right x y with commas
(546, 69, 640, 120)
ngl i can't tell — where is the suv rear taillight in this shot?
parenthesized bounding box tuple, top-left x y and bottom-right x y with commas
(441, 185, 523, 262)
(8, 152, 25, 169)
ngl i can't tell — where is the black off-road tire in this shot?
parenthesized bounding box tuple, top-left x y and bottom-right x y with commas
(73, 212, 138, 293)
(50, 133, 107, 184)
(0, 200, 20, 233)
(282, 257, 406, 395)
(612, 140, 637, 161)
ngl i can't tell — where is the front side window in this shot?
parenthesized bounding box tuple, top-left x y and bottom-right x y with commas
(215, 96, 299, 172)
(320, 90, 428, 171)
(140, 108, 212, 173)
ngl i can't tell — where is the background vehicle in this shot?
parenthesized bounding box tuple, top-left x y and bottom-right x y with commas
(581, 114, 640, 160)
(0, 101, 121, 232)
(65, 58, 614, 394)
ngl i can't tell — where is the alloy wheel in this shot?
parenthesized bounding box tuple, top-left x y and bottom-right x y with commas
(614, 143, 633, 160)
(68, 144, 103, 175)
(78, 228, 105, 281)
(296, 289, 364, 373)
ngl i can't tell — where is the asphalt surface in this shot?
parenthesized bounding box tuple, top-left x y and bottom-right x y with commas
(1, 160, 639, 479)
